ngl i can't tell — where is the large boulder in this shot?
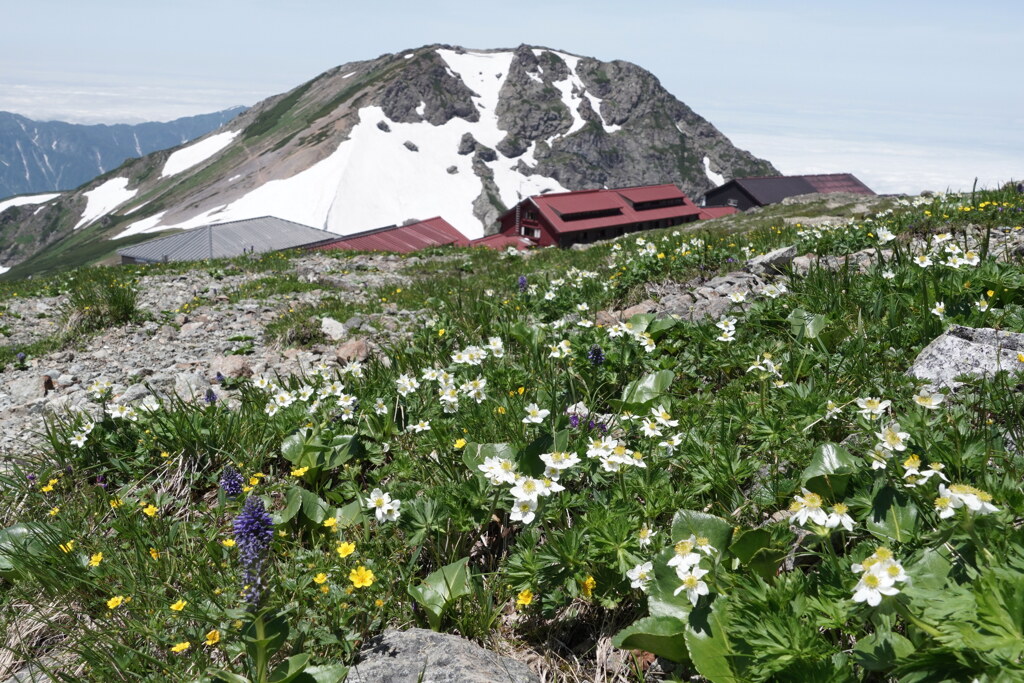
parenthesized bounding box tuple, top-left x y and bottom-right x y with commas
(745, 245, 796, 275)
(909, 325, 1024, 389)
(346, 628, 538, 683)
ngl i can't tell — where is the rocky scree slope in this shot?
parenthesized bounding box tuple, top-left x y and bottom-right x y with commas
(0, 44, 775, 277)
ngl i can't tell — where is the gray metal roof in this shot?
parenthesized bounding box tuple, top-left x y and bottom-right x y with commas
(116, 216, 339, 263)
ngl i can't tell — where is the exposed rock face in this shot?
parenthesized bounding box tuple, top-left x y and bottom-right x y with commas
(380, 51, 479, 125)
(346, 628, 539, 683)
(909, 326, 1024, 389)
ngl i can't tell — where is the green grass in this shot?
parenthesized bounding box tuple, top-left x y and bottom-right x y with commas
(1, 188, 1024, 681)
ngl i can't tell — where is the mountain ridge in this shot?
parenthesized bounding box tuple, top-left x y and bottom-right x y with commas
(0, 44, 777, 278)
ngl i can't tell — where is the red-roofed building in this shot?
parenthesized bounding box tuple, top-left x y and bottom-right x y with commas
(470, 233, 535, 251)
(495, 184, 733, 248)
(307, 217, 469, 254)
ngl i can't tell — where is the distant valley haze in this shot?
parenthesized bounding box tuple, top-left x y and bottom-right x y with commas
(3, 0, 1021, 196)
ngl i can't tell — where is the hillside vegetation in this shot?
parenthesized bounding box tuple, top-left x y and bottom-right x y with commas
(1, 188, 1023, 681)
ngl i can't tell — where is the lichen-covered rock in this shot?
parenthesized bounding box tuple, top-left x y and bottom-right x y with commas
(909, 325, 1024, 389)
(346, 628, 539, 683)
(746, 245, 796, 275)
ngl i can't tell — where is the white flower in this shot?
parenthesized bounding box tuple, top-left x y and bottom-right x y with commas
(791, 488, 829, 526)
(876, 422, 910, 451)
(851, 547, 906, 606)
(396, 374, 420, 396)
(824, 503, 855, 531)
(931, 301, 946, 318)
(876, 228, 896, 244)
(852, 571, 900, 606)
(366, 488, 401, 522)
(510, 477, 545, 502)
(548, 339, 572, 359)
(716, 329, 736, 343)
(273, 390, 296, 408)
(540, 451, 580, 470)
(728, 291, 746, 303)
(544, 290, 556, 301)
(912, 388, 944, 409)
(939, 483, 999, 516)
(667, 539, 701, 571)
(715, 316, 737, 332)
(627, 561, 654, 591)
(408, 420, 431, 433)
(373, 398, 388, 415)
(882, 270, 896, 280)
(824, 400, 843, 420)
(913, 254, 932, 268)
(651, 405, 679, 428)
(522, 403, 550, 424)
(761, 282, 787, 298)
(70, 433, 87, 448)
(856, 396, 890, 419)
(637, 524, 656, 548)
(868, 443, 892, 470)
(640, 419, 663, 437)
(106, 404, 138, 421)
(976, 297, 990, 312)
(510, 498, 537, 525)
(264, 402, 279, 417)
(486, 337, 505, 358)
(479, 456, 518, 485)
(672, 566, 710, 606)
(963, 250, 980, 266)
(932, 232, 952, 245)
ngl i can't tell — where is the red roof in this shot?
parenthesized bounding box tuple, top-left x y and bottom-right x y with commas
(698, 206, 739, 220)
(471, 234, 535, 251)
(308, 217, 469, 254)
(802, 174, 875, 195)
(505, 184, 703, 234)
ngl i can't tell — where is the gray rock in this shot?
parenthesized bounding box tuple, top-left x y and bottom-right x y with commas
(403, 141, 419, 152)
(117, 383, 151, 404)
(377, 120, 391, 132)
(209, 355, 253, 379)
(4, 375, 45, 406)
(173, 373, 208, 401)
(909, 325, 1024, 389)
(746, 245, 796, 275)
(321, 317, 347, 341)
(457, 133, 477, 155)
(446, 165, 459, 175)
(475, 146, 498, 163)
(346, 628, 538, 683)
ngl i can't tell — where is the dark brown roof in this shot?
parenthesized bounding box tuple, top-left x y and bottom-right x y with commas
(707, 173, 875, 206)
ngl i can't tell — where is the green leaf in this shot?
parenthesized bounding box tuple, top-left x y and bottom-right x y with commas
(275, 487, 303, 525)
(625, 313, 656, 332)
(671, 509, 733, 551)
(852, 631, 915, 672)
(324, 435, 361, 469)
(209, 670, 251, 683)
(907, 548, 953, 591)
(293, 665, 349, 683)
(0, 522, 47, 577)
(685, 599, 744, 682)
(866, 487, 919, 543)
(464, 442, 517, 474)
(612, 616, 689, 663)
(243, 611, 290, 674)
(729, 529, 785, 580)
(647, 553, 694, 620)
(407, 557, 473, 630)
(647, 317, 678, 336)
(269, 654, 310, 683)
(800, 442, 859, 497)
(299, 489, 329, 524)
(622, 370, 675, 405)
(787, 308, 828, 339)
(280, 430, 314, 467)
(335, 500, 363, 528)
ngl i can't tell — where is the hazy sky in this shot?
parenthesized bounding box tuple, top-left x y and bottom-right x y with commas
(4, 0, 1021, 194)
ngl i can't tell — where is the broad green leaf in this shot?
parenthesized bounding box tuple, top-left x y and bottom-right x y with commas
(852, 631, 915, 672)
(907, 548, 953, 591)
(299, 489, 329, 524)
(280, 430, 313, 467)
(324, 435, 361, 469)
(787, 308, 828, 339)
(647, 548, 697, 619)
(407, 557, 473, 630)
(671, 509, 733, 551)
(0, 522, 47, 577)
(209, 671, 251, 683)
(274, 487, 303, 525)
(866, 487, 919, 543)
(464, 442, 517, 474)
(612, 616, 689, 663)
(728, 528, 771, 564)
(647, 317, 678, 336)
(625, 313, 656, 332)
(800, 442, 859, 497)
(269, 654, 311, 683)
(685, 598, 744, 683)
(336, 500, 363, 528)
(293, 665, 349, 683)
(622, 370, 675, 405)
(243, 611, 290, 672)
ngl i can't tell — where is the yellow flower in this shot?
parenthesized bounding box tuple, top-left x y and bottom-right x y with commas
(204, 630, 220, 646)
(170, 641, 191, 653)
(336, 542, 355, 558)
(170, 599, 187, 612)
(517, 387, 525, 395)
(516, 589, 534, 607)
(438, 329, 446, 337)
(453, 438, 467, 449)
(375, 598, 384, 607)
(48, 506, 60, 516)
(322, 517, 337, 529)
(349, 565, 375, 588)
(107, 595, 125, 609)
(291, 466, 309, 477)
(248, 477, 259, 486)
(314, 572, 328, 584)
(222, 539, 236, 547)
(59, 540, 75, 553)
(142, 504, 158, 517)
(89, 552, 103, 567)
(149, 547, 160, 560)
(160, 451, 170, 458)
(581, 575, 597, 598)
(110, 498, 122, 509)
(1018, 352, 1024, 364)
(320, 584, 330, 594)
(496, 406, 506, 415)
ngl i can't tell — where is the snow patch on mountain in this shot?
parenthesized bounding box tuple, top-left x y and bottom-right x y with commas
(531, 49, 620, 135)
(0, 193, 61, 215)
(703, 156, 725, 186)
(161, 131, 238, 178)
(74, 177, 136, 230)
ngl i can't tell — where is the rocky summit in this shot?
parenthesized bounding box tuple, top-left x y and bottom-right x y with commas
(0, 44, 775, 277)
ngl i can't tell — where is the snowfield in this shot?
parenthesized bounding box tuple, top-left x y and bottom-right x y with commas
(161, 131, 238, 178)
(118, 48, 627, 241)
(0, 193, 60, 215)
(703, 156, 725, 186)
(75, 177, 136, 230)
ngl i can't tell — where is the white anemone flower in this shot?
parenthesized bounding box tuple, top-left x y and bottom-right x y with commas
(510, 498, 537, 525)
(791, 488, 829, 526)
(912, 388, 944, 409)
(876, 422, 910, 452)
(366, 488, 401, 522)
(627, 562, 654, 591)
(522, 403, 550, 424)
(673, 566, 710, 606)
(824, 503, 855, 531)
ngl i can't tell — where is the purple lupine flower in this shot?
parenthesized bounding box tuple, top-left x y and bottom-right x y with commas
(26, 473, 37, 483)
(568, 414, 580, 429)
(205, 388, 218, 405)
(16, 352, 26, 362)
(95, 474, 107, 489)
(587, 345, 605, 366)
(215, 371, 226, 383)
(518, 275, 528, 292)
(220, 466, 244, 499)
(233, 496, 275, 608)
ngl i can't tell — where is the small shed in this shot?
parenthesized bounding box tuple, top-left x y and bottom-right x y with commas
(701, 174, 875, 211)
(307, 217, 469, 254)
(118, 216, 339, 264)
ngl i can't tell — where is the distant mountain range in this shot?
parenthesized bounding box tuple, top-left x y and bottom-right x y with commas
(0, 107, 246, 200)
(0, 44, 777, 277)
